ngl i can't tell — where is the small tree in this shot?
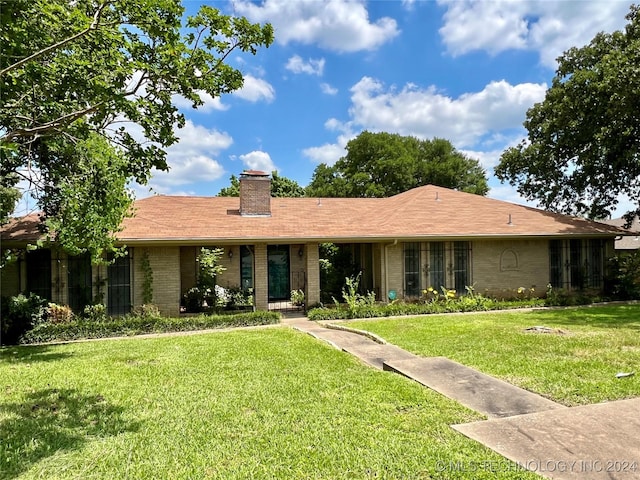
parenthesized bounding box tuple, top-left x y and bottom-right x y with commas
(197, 247, 226, 309)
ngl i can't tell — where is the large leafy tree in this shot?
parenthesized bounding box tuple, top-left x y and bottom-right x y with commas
(218, 171, 305, 197)
(306, 131, 488, 198)
(495, 5, 640, 222)
(0, 0, 273, 260)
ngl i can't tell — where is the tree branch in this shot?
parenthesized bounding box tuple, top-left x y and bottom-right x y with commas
(0, 1, 112, 77)
(2, 104, 103, 142)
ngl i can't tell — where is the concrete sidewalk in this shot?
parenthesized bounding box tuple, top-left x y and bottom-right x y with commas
(284, 316, 640, 479)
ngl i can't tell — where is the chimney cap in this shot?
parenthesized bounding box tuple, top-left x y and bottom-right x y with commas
(240, 170, 269, 177)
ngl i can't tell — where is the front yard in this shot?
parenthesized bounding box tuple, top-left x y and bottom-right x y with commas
(345, 304, 640, 406)
(1, 304, 638, 478)
(0, 328, 538, 479)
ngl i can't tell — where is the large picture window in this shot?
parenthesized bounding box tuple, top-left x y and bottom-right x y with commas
(403, 241, 472, 297)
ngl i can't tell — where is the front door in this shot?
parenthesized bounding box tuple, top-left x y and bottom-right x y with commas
(268, 245, 290, 300)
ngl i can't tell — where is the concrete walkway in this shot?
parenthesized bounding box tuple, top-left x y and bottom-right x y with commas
(283, 315, 640, 479)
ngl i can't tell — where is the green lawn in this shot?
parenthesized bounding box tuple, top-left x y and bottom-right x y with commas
(0, 328, 539, 479)
(346, 304, 640, 406)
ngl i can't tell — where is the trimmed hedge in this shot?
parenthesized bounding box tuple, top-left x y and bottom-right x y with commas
(20, 311, 280, 344)
(307, 298, 546, 321)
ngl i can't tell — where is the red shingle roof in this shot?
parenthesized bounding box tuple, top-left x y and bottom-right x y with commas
(1, 185, 627, 244)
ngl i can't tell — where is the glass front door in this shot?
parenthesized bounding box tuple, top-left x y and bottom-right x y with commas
(268, 245, 290, 300)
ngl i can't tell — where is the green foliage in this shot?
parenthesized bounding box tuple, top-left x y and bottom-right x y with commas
(218, 171, 305, 197)
(290, 289, 305, 306)
(306, 132, 488, 198)
(0, 0, 273, 255)
(543, 284, 604, 307)
(495, 5, 640, 220)
(0, 293, 47, 345)
(607, 252, 640, 300)
(83, 303, 107, 322)
(132, 303, 161, 318)
(318, 243, 360, 303)
(336, 272, 376, 317)
(20, 311, 280, 344)
(140, 250, 153, 305)
(308, 288, 546, 321)
(41, 134, 133, 262)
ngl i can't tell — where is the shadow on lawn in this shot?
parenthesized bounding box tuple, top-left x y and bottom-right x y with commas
(0, 346, 73, 364)
(0, 388, 140, 479)
(523, 304, 640, 330)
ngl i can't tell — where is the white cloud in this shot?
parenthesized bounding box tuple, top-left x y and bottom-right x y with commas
(172, 91, 229, 112)
(320, 82, 338, 95)
(438, 0, 630, 68)
(345, 76, 546, 148)
(239, 150, 276, 172)
(139, 120, 231, 195)
(286, 55, 325, 75)
(234, 0, 399, 52)
(302, 143, 346, 165)
(488, 184, 539, 208)
(233, 74, 275, 103)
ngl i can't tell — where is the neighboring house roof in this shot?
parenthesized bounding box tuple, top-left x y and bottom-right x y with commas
(602, 216, 640, 250)
(2, 185, 626, 245)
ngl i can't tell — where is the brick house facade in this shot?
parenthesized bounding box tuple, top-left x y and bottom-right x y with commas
(1, 171, 630, 316)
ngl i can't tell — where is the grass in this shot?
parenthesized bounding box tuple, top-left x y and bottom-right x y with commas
(345, 304, 640, 406)
(0, 328, 540, 479)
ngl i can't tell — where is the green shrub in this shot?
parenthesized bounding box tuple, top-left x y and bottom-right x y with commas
(290, 289, 305, 306)
(132, 303, 161, 318)
(1, 293, 47, 345)
(608, 251, 640, 300)
(47, 303, 75, 323)
(83, 304, 107, 322)
(308, 289, 546, 321)
(20, 311, 280, 344)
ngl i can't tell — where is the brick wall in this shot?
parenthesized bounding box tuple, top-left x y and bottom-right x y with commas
(253, 244, 268, 310)
(218, 246, 240, 289)
(305, 243, 320, 306)
(473, 239, 549, 293)
(133, 246, 181, 316)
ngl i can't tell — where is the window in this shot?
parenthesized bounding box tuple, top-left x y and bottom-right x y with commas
(26, 249, 52, 301)
(453, 241, 470, 293)
(549, 239, 605, 289)
(569, 239, 584, 289)
(404, 243, 421, 297)
(549, 240, 564, 288)
(68, 253, 92, 313)
(586, 239, 603, 288)
(107, 253, 131, 315)
(240, 245, 253, 290)
(429, 242, 445, 289)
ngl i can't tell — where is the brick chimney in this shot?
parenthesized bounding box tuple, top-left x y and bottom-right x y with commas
(239, 170, 271, 216)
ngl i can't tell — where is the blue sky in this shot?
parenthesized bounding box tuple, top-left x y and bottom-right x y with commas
(16, 0, 636, 216)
